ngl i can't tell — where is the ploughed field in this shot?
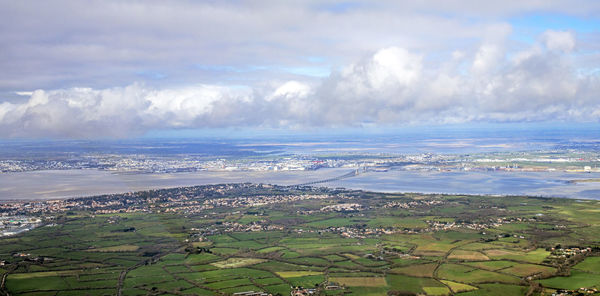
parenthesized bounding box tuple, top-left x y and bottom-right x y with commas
(0, 184, 599, 295)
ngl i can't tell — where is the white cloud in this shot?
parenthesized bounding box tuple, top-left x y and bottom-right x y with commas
(542, 30, 576, 52)
(368, 47, 422, 89)
(0, 30, 599, 138)
(472, 44, 504, 74)
(269, 81, 311, 101)
(2, 1, 599, 93)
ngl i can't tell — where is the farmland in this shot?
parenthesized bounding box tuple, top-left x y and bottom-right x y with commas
(0, 183, 599, 295)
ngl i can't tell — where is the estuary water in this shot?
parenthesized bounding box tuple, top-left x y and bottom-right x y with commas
(0, 168, 347, 200)
(334, 170, 600, 200)
(0, 168, 599, 200)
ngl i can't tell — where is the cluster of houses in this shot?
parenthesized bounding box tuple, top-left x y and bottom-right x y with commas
(548, 247, 593, 259)
(232, 291, 272, 296)
(383, 199, 444, 209)
(206, 194, 332, 209)
(320, 203, 362, 212)
(289, 282, 345, 296)
(290, 287, 317, 296)
(552, 287, 599, 295)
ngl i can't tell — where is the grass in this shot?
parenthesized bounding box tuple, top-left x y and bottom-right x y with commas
(287, 257, 330, 266)
(256, 246, 286, 253)
(221, 285, 262, 294)
(412, 238, 461, 256)
(86, 244, 139, 252)
(125, 278, 168, 290)
(323, 254, 346, 261)
(389, 263, 437, 277)
(264, 284, 291, 295)
(503, 263, 556, 277)
(333, 260, 363, 269)
(484, 248, 550, 264)
(346, 286, 389, 296)
(458, 283, 527, 296)
(218, 240, 267, 250)
(464, 260, 515, 271)
(448, 249, 489, 261)
(538, 270, 600, 290)
(254, 277, 285, 285)
(194, 268, 274, 280)
(342, 253, 360, 260)
(422, 286, 450, 295)
(573, 256, 600, 274)
(440, 280, 478, 293)
(329, 277, 387, 287)
(160, 253, 187, 262)
(460, 242, 501, 251)
(305, 217, 365, 228)
(180, 287, 215, 295)
(287, 275, 325, 287)
(127, 265, 172, 278)
(210, 257, 266, 268)
(276, 271, 323, 278)
(146, 279, 195, 291)
(210, 247, 239, 255)
(366, 217, 428, 229)
(386, 274, 444, 294)
(7, 276, 71, 293)
(164, 265, 190, 274)
(437, 263, 520, 284)
(191, 241, 213, 248)
(204, 278, 253, 289)
(184, 253, 220, 264)
(8, 270, 80, 279)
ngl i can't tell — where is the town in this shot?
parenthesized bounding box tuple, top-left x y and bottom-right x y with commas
(1, 149, 599, 174)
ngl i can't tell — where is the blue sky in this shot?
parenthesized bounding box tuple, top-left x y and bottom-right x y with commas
(511, 13, 600, 33)
(0, 1, 599, 138)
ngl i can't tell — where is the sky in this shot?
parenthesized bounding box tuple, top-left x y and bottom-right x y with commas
(0, 0, 599, 138)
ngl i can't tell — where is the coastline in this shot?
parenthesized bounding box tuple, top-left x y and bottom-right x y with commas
(1, 168, 600, 201)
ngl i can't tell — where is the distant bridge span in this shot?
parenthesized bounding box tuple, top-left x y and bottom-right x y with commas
(293, 168, 363, 187)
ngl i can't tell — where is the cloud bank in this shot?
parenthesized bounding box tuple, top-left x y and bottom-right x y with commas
(2, 1, 600, 92)
(1, 30, 599, 138)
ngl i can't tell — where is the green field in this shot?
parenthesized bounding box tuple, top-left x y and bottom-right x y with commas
(0, 184, 599, 295)
(276, 271, 323, 278)
(329, 276, 387, 287)
(86, 244, 140, 252)
(573, 256, 600, 273)
(210, 257, 266, 268)
(441, 279, 478, 293)
(538, 270, 600, 290)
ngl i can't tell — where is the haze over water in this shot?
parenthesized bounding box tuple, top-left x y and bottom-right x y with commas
(1, 125, 599, 200)
(1, 167, 600, 201)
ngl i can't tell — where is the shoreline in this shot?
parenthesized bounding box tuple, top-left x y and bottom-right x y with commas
(1, 183, 598, 203)
(1, 168, 600, 201)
